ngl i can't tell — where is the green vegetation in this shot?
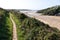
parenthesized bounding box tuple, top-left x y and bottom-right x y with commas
(37, 5, 60, 15)
(0, 7, 60, 40)
(0, 8, 13, 40)
(11, 11, 60, 40)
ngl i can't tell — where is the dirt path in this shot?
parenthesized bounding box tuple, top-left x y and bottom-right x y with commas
(10, 15, 17, 40)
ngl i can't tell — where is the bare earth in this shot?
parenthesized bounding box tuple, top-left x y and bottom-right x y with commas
(10, 15, 17, 40)
(23, 12, 60, 30)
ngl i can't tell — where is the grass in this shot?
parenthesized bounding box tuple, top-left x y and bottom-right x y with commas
(6, 16, 13, 40)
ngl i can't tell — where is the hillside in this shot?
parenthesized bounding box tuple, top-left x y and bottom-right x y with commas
(10, 11, 60, 40)
(0, 8, 13, 40)
(37, 5, 60, 15)
(0, 8, 60, 40)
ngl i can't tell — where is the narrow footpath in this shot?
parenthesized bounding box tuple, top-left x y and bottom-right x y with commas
(10, 15, 17, 40)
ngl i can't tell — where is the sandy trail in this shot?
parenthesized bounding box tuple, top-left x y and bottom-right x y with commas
(10, 15, 17, 40)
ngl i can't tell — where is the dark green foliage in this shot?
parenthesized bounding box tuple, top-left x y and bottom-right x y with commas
(44, 33, 60, 40)
(12, 11, 60, 40)
(37, 5, 60, 15)
(0, 8, 12, 40)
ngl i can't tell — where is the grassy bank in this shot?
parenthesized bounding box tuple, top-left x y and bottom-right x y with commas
(0, 9, 13, 40)
(11, 11, 60, 40)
